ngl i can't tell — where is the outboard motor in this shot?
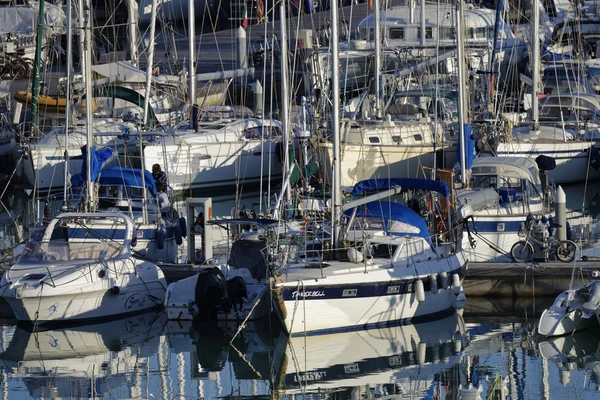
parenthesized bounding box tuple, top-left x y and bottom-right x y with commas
(226, 276, 248, 312)
(192, 268, 229, 320)
(535, 155, 556, 194)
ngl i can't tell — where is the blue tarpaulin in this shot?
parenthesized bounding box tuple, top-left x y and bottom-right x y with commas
(351, 178, 450, 197)
(70, 146, 116, 187)
(98, 167, 157, 196)
(344, 201, 430, 240)
(456, 123, 476, 171)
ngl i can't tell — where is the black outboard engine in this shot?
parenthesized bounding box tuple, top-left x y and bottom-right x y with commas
(535, 155, 556, 194)
(193, 268, 229, 320)
(226, 276, 248, 312)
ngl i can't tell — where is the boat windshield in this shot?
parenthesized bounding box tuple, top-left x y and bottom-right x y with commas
(18, 239, 119, 265)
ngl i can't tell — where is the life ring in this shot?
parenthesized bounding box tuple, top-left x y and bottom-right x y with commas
(257, 0, 264, 19)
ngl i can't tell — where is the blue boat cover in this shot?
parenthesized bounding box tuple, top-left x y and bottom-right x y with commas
(344, 201, 430, 240)
(98, 167, 157, 196)
(351, 178, 450, 197)
(70, 146, 116, 187)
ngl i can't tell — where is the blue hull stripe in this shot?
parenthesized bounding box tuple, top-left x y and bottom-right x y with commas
(281, 268, 463, 301)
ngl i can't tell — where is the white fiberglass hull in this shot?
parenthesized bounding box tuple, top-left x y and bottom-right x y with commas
(318, 142, 457, 187)
(276, 252, 466, 336)
(2, 261, 167, 324)
(460, 215, 531, 262)
(495, 141, 600, 184)
(143, 139, 282, 194)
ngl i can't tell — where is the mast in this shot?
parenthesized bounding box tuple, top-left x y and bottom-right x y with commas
(188, 0, 196, 129)
(84, 0, 94, 210)
(127, 0, 139, 66)
(331, 0, 341, 248)
(63, 0, 74, 209)
(143, 0, 158, 126)
(374, 0, 381, 108)
(30, 0, 46, 127)
(280, 1, 291, 201)
(456, 0, 468, 186)
(531, 0, 540, 131)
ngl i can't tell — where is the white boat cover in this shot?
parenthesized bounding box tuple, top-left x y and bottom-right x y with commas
(0, 3, 66, 36)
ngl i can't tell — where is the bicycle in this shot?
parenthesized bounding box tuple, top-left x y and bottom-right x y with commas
(511, 215, 577, 263)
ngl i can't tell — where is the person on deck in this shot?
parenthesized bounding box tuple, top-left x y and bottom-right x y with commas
(152, 164, 167, 187)
(156, 183, 171, 216)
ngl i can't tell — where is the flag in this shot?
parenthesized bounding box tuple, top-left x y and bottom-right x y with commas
(241, 3, 249, 28)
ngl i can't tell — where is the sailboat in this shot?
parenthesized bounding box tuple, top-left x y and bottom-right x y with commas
(270, 0, 466, 336)
(0, 0, 167, 325)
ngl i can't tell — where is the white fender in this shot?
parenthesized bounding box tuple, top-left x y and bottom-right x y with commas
(417, 342, 426, 364)
(432, 345, 440, 364)
(452, 273, 462, 295)
(415, 279, 425, 302)
(110, 286, 128, 295)
(430, 273, 439, 294)
(440, 271, 448, 289)
(454, 332, 463, 353)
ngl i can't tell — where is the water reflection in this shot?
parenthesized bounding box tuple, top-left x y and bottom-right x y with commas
(282, 313, 466, 398)
(540, 326, 600, 390)
(0, 312, 167, 398)
(1, 307, 600, 398)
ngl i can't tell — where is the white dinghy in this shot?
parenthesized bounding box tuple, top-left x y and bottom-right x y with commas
(0, 212, 167, 324)
(538, 280, 600, 337)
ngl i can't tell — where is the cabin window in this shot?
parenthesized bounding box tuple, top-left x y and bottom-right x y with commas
(413, 134, 423, 141)
(242, 126, 280, 139)
(417, 27, 433, 39)
(370, 244, 398, 259)
(369, 136, 380, 143)
(407, 240, 424, 255)
(474, 175, 498, 188)
(469, 27, 487, 39)
(439, 27, 455, 39)
(392, 135, 401, 143)
(389, 28, 404, 39)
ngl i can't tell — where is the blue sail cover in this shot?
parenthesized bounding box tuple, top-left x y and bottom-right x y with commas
(351, 178, 450, 197)
(344, 201, 430, 240)
(98, 167, 157, 196)
(456, 123, 476, 171)
(70, 146, 116, 187)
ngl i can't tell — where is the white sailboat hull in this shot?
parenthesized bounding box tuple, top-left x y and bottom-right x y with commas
(318, 142, 457, 187)
(495, 141, 600, 184)
(276, 250, 466, 336)
(144, 139, 283, 194)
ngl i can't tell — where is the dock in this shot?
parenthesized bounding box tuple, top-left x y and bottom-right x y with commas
(464, 261, 600, 297)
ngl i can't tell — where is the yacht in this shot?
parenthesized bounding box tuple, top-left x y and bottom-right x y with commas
(455, 157, 553, 262)
(492, 93, 600, 184)
(143, 107, 283, 195)
(0, 212, 167, 324)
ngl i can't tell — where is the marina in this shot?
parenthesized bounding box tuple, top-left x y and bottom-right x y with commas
(0, 0, 599, 397)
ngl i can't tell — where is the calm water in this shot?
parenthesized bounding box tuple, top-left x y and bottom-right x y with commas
(0, 298, 599, 399)
(1, 182, 600, 398)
